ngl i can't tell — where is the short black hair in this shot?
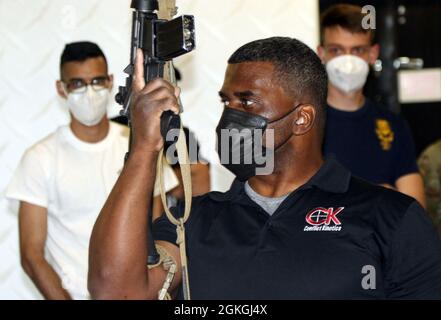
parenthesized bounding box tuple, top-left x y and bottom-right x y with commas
(60, 41, 107, 76)
(228, 37, 328, 136)
(321, 4, 375, 44)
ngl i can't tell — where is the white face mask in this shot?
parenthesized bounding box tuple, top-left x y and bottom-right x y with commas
(65, 86, 110, 126)
(326, 55, 369, 93)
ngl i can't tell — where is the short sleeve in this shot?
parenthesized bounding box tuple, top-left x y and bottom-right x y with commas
(152, 202, 184, 246)
(417, 143, 441, 232)
(385, 201, 441, 299)
(5, 147, 50, 208)
(393, 119, 419, 183)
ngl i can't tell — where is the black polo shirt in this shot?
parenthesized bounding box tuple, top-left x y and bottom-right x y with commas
(323, 99, 418, 186)
(153, 158, 441, 299)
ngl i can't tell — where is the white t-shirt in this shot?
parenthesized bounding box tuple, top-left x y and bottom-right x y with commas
(6, 122, 179, 299)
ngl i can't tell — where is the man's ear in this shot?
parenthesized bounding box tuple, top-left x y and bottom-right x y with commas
(317, 45, 326, 64)
(56, 80, 67, 99)
(369, 43, 380, 65)
(293, 104, 315, 136)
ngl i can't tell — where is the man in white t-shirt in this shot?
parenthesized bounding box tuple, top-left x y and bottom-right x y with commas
(6, 42, 178, 300)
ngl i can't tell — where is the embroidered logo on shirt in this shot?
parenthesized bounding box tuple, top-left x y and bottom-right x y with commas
(375, 119, 394, 151)
(303, 207, 344, 232)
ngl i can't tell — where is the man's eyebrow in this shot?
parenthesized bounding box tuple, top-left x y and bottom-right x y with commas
(325, 43, 344, 47)
(66, 77, 85, 82)
(65, 75, 108, 82)
(234, 91, 255, 98)
(218, 90, 257, 100)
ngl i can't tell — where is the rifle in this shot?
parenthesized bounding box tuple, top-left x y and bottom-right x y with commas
(116, 0, 195, 145)
(116, 0, 195, 266)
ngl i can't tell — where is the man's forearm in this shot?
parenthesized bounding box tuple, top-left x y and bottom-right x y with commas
(88, 148, 159, 299)
(22, 256, 71, 300)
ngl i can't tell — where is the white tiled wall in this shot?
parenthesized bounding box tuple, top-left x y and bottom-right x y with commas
(0, 0, 319, 299)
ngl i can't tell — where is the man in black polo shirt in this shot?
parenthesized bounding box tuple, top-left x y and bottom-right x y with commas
(89, 37, 441, 299)
(318, 4, 426, 207)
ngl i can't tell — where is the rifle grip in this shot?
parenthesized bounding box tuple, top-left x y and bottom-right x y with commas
(160, 110, 181, 148)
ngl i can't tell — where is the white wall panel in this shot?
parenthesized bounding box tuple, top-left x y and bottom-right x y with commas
(0, 0, 319, 299)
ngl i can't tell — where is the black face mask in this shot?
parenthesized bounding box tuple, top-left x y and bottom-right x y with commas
(215, 106, 299, 181)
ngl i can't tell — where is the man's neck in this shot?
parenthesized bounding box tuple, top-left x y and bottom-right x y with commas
(248, 147, 324, 198)
(70, 118, 110, 143)
(327, 84, 365, 112)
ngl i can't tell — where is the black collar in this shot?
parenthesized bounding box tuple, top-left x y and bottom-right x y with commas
(209, 157, 351, 202)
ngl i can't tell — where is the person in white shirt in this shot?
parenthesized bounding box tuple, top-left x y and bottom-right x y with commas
(6, 41, 178, 300)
